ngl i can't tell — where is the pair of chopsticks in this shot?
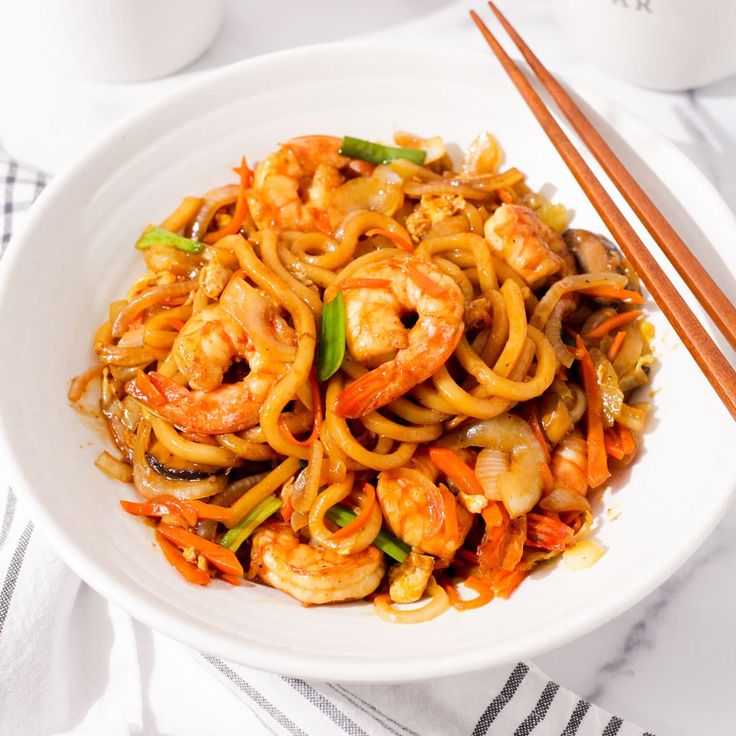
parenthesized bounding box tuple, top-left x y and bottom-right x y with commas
(471, 3, 736, 421)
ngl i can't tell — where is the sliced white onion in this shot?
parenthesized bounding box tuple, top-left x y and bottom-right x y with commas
(132, 420, 225, 500)
(232, 279, 296, 362)
(617, 402, 649, 433)
(393, 131, 446, 164)
(462, 131, 501, 175)
(474, 448, 508, 501)
(563, 539, 606, 570)
(373, 577, 449, 624)
(372, 164, 403, 184)
(117, 325, 145, 348)
(540, 488, 591, 514)
(95, 451, 132, 483)
(328, 177, 403, 228)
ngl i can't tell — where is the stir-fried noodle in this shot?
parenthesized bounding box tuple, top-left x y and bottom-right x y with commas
(70, 132, 653, 621)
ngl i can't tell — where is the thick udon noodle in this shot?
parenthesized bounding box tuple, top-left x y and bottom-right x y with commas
(71, 132, 652, 622)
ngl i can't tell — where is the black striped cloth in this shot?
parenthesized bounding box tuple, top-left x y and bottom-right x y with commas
(0, 152, 653, 736)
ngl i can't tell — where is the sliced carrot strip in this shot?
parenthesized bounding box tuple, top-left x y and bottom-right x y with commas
(187, 500, 231, 523)
(440, 484, 458, 540)
(604, 429, 625, 460)
(481, 502, 504, 528)
(156, 531, 210, 585)
(617, 424, 636, 455)
(366, 228, 413, 252)
(221, 573, 242, 586)
(165, 316, 186, 331)
(121, 497, 198, 527)
(525, 405, 551, 464)
(464, 576, 495, 607)
(280, 494, 294, 523)
(607, 329, 626, 361)
(585, 310, 643, 339)
(133, 369, 166, 407)
(157, 524, 244, 576)
(444, 576, 494, 611)
(332, 483, 376, 539)
(408, 262, 446, 296)
(488, 569, 526, 599)
(576, 335, 611, 488)
(428, 446, 484, 496)
(204, 156, 251, 244)
(579, 286, 644, 304)
(443, 579, 463, 609)
(121, 496, 230, 527)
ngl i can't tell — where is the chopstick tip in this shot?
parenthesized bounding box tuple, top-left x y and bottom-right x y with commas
(487, 2, 508, 26)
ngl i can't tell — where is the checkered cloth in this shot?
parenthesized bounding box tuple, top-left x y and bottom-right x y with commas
(0, 150, 652, 736)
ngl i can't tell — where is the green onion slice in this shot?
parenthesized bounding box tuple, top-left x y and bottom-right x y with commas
(317, 291, 346, 382)
(134, 226, 204, 254)
(339, 136, 426, 166)
(220, 494, 282, 553)
(326, 504, 410, 563)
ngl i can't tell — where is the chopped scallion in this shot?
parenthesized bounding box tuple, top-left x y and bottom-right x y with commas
(339, 136, 426, 166)
(317, 291, 346, 382)
(220, 494, 282, 553)
(135, 226, 204, 254)
(326, 504, 410, 563)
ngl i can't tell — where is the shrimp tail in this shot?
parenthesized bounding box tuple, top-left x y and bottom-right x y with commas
(148, 372, 190, 401)
(334, 364, 396, 418)
(125, 371, 190, 405)
(126, 371, 264, 435)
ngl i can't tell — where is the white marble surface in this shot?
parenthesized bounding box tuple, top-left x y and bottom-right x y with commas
(2, 1, 735, 733)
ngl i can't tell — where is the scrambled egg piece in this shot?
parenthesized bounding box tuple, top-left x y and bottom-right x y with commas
(406, 194, 466, 241)
(536, 201, 570, 234)
(389, 551, 434, 604)
(459, 491, 488, 514)
(199, 259, 232, 299)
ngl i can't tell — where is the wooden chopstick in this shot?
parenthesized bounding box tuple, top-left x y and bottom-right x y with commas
(486, 0, 736, 353)
(470, 8, 736, 421)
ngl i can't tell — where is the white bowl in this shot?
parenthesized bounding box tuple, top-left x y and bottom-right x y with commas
(1, 42, 735, 682)
(9, 0, 224, 82)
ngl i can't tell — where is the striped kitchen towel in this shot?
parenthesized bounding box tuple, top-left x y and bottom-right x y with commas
(0, 151, 652, 736)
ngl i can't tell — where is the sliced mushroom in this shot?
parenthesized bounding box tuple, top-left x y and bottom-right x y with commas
(564, 229, 624, 275)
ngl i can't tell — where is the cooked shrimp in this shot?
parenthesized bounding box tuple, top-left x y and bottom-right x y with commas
(484, 204, 565, 288)
(248, 522, 385, 605)
(551, 430, 588, 496)
(128, 370, 279, 435)
(126, 276, 296, 434)
(334, 255, 464, 417)
(376, 467, 472, 559)
(173, 275, 294, 391)
(248, 135, 347, 232)
(441, 413, 544, 518)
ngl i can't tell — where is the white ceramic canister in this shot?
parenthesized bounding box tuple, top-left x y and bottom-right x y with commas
(551, 0, 736, 91)
(9, 0, 224, 83)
